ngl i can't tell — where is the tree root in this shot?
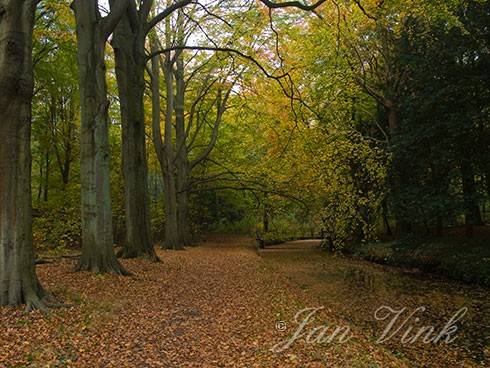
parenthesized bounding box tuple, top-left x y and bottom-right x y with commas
(24, 289, 49, 315)
(23, 290, 76, 315)
(75, 258, 131, 276)
(116, 248, 160, 262)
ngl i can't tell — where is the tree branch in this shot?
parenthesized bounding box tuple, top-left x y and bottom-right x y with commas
(145, 0, 194, 34)
(102, 0, 130, 41)
(190, 85, 233, 169)
(258, 0, 327, 11)
(146, 45, 289, 79)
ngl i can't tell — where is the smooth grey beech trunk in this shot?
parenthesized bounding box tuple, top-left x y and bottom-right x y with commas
(0, 0, 48, 310)
(72, 0, 128, 274)
(162, 59, 181, 250)
(112, 12, 156, 260)
(150, 40, 181, 250)
(174, 49, 192, 246)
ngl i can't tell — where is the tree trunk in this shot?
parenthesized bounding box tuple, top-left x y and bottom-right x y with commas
(53, 96, 73, 186)
(386, 105, 398, 131)
(61, 145, 71, 186)
(262, 206, 270, 233)
(63, 94, 75, 185)
(474, 204, 484, 226)
(381, 199, 392, 236)
(37, 159, 43, 201)
(174, 53, 192, 246)
(72, 0, 127, 274)
(176, 163, 191, 245)
(0, 0, 48, 311)
(150, 41, 181, 250)
(43, 148, 49, 201)
(112, 13, 156, 260)
(162, 58, 181, 250)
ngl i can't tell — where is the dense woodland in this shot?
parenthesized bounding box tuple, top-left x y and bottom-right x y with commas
(1, 0, 489, 312)
(1, 1, 490, 367)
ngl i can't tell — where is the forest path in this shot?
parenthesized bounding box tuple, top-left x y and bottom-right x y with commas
(0, 236, 487, 367)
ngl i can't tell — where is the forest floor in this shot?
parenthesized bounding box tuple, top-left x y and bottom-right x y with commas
(0, 236, 488, 367)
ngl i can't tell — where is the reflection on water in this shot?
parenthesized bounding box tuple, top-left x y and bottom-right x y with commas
(337, 264, 489, 364)
(262, 243, 490, 367)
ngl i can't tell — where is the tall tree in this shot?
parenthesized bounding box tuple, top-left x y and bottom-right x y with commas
(113, 0, 324, 254)
(71, 0, 129, 273)
(111, 1, 155, 260)
(110, 0, 192, 258)
(0, 0, 48, 310)
(173, 59, 235, 246)
(150, 36, 181, 250)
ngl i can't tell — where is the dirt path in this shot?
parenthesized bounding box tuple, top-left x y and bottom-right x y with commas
(0, 236, 486, 367)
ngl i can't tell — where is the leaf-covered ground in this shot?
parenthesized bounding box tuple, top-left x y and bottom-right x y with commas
(0, 236, 487, 367)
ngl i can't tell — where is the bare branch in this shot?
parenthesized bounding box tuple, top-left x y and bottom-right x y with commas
(258, 0, 327, 11)
(145, 0, 194, 34)
(190, 85, 234, 169)
(146, 45, 290, 79)
(352, 0, 377, 21)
